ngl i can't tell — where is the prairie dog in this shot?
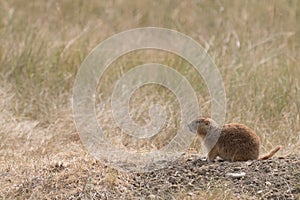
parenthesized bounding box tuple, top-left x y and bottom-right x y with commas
(188, 117, 281, 162)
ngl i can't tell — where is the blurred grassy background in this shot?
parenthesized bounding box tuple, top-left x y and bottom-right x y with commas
(0, 0, 300, 198)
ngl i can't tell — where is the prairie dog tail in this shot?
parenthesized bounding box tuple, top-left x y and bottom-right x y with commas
(259, 145, 282, 160)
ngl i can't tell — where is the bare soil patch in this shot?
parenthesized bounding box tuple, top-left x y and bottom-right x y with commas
(132, 155, 300, 199)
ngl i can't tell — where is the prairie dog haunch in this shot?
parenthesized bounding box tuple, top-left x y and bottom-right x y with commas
(188, 117, 281, 162)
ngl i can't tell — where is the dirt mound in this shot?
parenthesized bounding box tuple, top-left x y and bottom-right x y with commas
(3, 154, 299, 199)
(132, 155, 300, 199)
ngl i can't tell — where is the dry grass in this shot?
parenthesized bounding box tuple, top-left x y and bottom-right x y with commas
(0, 0, 300, 199)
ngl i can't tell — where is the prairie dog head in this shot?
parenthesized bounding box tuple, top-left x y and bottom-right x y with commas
(188, 117, 219, 138)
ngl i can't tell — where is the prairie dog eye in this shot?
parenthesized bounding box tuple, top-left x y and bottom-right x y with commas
(205, 121, 209, 126)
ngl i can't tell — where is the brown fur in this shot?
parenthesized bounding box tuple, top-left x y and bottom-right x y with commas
(188, 117, 282, 162)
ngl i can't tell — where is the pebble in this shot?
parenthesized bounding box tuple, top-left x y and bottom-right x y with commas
(225, 172, 246, 178)
(265, 181, 271, 186)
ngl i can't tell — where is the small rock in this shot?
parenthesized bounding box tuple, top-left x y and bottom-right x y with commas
(245, 160, 253, 166)
(265, 181, 271, 186)
(233, 167, 242, 171)
(148, 194, 156, 199)
(188, 192, 194, 196)
(225, 172, 246, 178)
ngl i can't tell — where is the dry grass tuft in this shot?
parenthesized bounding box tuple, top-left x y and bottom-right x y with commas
(0, 0, 300, 199)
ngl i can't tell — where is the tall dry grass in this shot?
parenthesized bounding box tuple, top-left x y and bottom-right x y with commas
(0, 0, 300, 198)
